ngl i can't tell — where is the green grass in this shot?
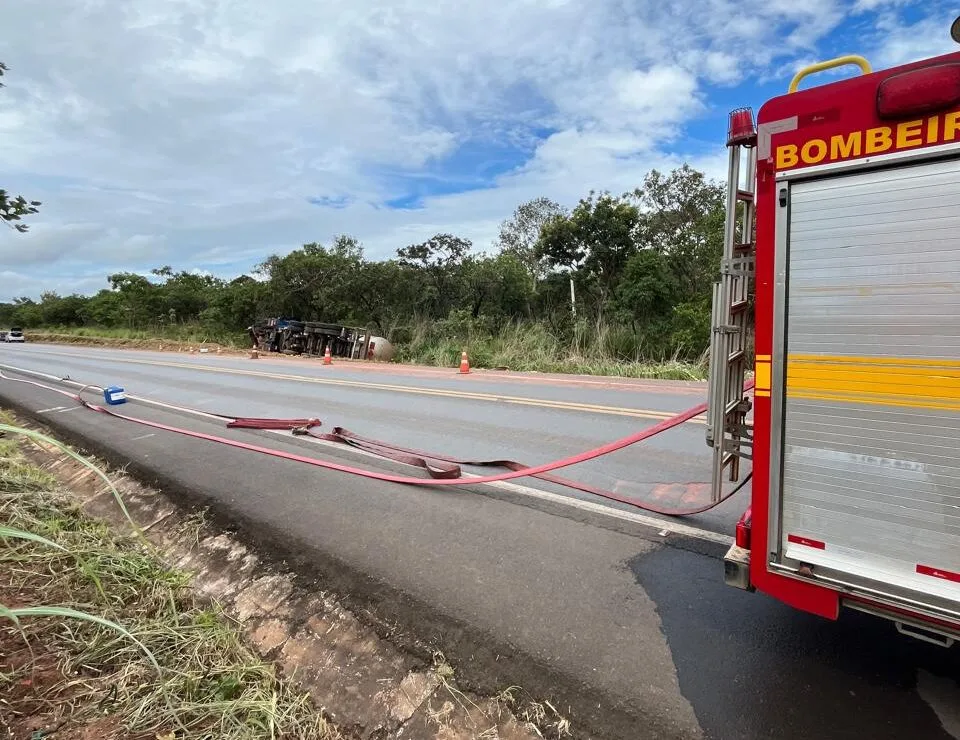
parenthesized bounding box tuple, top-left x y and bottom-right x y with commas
(0, 418, 338, 739)
(396, 319, 708, 380)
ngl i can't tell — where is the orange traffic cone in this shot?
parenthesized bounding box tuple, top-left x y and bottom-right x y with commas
(459, 350, 470, 374)
(323, 346, 333, 366)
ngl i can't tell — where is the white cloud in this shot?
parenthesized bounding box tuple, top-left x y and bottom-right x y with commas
(0, 270, 112, 299)
(869, 12, 957, 68)
(1, 0, 939, 299)
(853, 0, 909, 11)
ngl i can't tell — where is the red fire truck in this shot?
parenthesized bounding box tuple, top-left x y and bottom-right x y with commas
(711, 25, 960, 646)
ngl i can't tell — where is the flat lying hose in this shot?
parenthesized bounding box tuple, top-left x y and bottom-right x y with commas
(301, 425, 753, 516)
(0, 370, 752, 516)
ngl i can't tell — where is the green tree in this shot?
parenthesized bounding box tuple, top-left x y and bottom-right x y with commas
(0, 63, 40, 233)
(536, 192, 640, 312)
(614, 250, 677, 326)
(38, 292, 89, 326)
(152, 268, 224, 324)
(632, 166, 725, 302)
(81, 290, 123, 327)
(461, 252, 532, 319)
(396, 233, 471, 318)
(670, 299, 712, 358)
(257, 237, 364, 321)
(613, 249, 678, 356)
(107, 273, 160, 329)
(9, 297, 41, 327)
(203, 275, 262, 332)
(496, 197, 565, 286)
(346, 260, 421, 333)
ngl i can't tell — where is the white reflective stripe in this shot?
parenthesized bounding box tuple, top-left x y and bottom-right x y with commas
(757, 116, 798, 159)
(788, 542, 960, 602)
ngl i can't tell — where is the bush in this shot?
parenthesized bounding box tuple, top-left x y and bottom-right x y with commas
(669, 300, 712, 359)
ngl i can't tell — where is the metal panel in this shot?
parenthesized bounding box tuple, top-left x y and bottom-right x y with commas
(780, 156, 960, 607)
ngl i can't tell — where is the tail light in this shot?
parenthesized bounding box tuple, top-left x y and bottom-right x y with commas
(877, 63, 960, 119)
(735, 506, 752, 549)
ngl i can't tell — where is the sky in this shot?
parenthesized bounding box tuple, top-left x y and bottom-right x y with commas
(0, 0, 956, 299)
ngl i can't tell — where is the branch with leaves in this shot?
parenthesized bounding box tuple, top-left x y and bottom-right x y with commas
(1, 62, 41, 232)
(0, 190, 42, 232)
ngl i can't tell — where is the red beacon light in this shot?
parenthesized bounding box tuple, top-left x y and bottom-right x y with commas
(727, 107, 756, 147)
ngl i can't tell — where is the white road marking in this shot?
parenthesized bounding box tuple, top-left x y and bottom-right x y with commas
(482, 477, 733, 545)
(130, 433, 156, 441)
(270, 430, 734, 546)
(55, 406, 81, 413)
(0, 364, 78, 384)
(127, 394, 225, 420)
(36, 406, 66, 413)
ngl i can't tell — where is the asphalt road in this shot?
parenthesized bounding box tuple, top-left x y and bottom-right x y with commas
(0, 343, 957, 740)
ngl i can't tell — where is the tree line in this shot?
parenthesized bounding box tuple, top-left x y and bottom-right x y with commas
(2, 165, 724, 363)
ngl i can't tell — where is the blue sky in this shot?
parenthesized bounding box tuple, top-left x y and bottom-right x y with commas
(0, 0, 955, 299)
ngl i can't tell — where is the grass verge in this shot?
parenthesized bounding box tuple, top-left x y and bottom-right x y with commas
(0, 417, 338, 739)
(395, 320, 708, 380)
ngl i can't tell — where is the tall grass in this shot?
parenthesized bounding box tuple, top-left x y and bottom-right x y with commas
(396, 318, 708, 380)
(0, 420, 337, 738)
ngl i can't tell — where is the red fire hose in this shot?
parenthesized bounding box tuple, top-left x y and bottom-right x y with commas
(0, 370, 752, 517)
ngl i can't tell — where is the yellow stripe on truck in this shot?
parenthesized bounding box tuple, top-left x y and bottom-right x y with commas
(787, 354, 960, 412)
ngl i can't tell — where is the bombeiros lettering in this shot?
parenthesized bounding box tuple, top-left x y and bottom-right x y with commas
(775, 110, 960, 169)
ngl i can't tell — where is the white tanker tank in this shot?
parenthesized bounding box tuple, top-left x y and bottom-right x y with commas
(363, 336, 395, 362)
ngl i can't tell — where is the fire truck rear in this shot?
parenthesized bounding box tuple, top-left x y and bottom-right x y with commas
(708, 26, 960, 646)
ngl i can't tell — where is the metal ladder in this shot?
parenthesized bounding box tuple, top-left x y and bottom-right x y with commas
(706, 109, 757, 502)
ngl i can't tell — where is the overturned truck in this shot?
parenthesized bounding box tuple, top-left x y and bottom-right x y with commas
(247, 318, 395, 361)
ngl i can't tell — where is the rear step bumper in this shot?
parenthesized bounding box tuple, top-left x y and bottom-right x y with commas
(724, 544, 958, 646)
(844, 597, 959, 647)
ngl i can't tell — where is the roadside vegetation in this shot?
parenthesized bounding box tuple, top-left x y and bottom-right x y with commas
(0, 415, 337, 739)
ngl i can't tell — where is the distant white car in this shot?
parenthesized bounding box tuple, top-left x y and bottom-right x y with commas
(5, 328, 25, 343)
